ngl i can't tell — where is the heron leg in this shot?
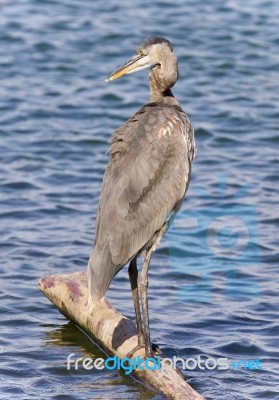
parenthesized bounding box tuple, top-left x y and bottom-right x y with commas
(139, 246, 154, 357)
(128, 257, 144, 347)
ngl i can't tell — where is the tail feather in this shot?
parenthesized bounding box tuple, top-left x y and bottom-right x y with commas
(87, 248, 116, 303)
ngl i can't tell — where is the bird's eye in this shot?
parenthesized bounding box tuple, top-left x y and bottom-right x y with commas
(138, 49, 145, 56)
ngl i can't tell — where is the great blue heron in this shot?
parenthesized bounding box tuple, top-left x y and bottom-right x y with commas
(88, 36, 195, 357)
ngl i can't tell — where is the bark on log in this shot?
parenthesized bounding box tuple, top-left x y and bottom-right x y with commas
(39, 271, 204, 400)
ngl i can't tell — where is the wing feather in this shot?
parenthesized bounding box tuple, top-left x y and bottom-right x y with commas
(94, 103, 193, 267)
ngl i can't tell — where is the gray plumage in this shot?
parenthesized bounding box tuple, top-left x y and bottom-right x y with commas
(87, 37, 195, 354)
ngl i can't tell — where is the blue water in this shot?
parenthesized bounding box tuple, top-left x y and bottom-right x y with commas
(1, 1, 278, 399)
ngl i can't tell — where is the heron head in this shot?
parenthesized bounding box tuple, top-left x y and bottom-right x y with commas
(105, 36, 175, 82)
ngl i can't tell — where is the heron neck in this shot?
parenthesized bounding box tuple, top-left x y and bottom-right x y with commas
(149, 86, 179, 105)
(149, 60, 179, 105)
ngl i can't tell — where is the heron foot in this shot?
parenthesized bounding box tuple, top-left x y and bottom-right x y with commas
(144, 343, 162, 359)
(151, 343, 161, 355)
(127, 344, 145, 359)
(127, 342, 161, 359)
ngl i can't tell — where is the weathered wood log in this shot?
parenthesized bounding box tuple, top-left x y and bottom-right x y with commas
(39, 271, 204, 400)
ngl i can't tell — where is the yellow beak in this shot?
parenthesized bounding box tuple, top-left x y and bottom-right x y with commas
(106, 53, 153, 82)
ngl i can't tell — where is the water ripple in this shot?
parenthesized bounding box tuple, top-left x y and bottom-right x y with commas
(0, 0, 278, 399)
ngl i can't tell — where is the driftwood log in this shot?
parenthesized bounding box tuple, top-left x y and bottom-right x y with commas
(39, 271, 204, 400)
